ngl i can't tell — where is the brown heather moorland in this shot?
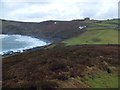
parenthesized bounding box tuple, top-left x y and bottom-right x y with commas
(2, 44, 119, 89)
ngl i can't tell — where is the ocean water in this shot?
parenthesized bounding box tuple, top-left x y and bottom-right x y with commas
(0, 34, 48, 55)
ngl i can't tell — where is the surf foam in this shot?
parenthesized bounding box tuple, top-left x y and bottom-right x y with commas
(0, 34, 49, 55)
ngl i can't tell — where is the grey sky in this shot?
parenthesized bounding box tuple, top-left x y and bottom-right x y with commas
(0, 0, 119, 22)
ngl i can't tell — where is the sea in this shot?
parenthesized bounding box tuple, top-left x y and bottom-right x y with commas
(0, 34, 48, 55)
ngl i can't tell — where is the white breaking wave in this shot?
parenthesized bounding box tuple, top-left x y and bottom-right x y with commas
(0, 34, 49, 55)
(0, 34, 9, 39)
(14, 35, 47, 46)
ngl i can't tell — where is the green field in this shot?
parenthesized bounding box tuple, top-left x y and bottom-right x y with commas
(64, 29, 119, 45)
(63, 19, 119, 45)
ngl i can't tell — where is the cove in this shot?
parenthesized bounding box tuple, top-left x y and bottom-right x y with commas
(0, 34, 49, 55)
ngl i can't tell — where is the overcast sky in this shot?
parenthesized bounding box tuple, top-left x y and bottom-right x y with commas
(0, 0, 119, 22)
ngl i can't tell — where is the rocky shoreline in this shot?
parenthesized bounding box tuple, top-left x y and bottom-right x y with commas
(2, 43, 51, 58)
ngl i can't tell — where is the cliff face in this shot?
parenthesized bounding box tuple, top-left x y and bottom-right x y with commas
(1, 19, 87, 42)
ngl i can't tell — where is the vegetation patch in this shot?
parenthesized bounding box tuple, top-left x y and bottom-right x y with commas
(84, 71, 118, 88)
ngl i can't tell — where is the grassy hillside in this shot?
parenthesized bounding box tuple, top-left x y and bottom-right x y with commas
(64, 19, 119, 45)
(64, 29, 119, 45)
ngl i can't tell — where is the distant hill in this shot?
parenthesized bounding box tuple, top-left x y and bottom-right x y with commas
(1, 19, 88, 42)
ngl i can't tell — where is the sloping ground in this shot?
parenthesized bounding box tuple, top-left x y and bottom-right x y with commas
(64, 29, 119, 45)
(63, 19, 119, 45)
(2, 19, 119, 89)
(1, 19, 88, 42)
(3, 45, 119, 89)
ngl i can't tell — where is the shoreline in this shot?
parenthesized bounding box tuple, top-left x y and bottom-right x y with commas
(0, 34, 52, 57)
(1, 43, 54, 58)
(2, 44, 119, 58)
